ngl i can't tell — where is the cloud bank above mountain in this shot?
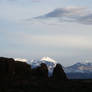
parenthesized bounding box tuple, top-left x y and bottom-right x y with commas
(32, 7, 92, 25)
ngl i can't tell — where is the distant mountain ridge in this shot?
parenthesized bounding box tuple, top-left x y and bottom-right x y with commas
(64, 61, 92, 73)
(64, 61, 92, 79)
(15, 57, 92, 74)
(14, 57, 92, 78)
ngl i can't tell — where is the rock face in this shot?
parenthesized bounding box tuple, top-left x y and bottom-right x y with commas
(52, 64, 68, 80)
(39, 63, 48, 78)
(32, 63, 48, 80)
(0, 57, 14, 79)
(0, 57, 31, 80)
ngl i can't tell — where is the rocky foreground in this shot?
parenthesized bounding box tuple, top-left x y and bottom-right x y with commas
(0, 57, 92, 92)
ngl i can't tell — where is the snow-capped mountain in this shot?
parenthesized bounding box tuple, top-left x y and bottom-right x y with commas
(15, 57, 57, 75)
(28, 57, 56, 68)
(64, 61, 92, 73)
(41, 57, 56, 63)
(28, 57, 57, 75)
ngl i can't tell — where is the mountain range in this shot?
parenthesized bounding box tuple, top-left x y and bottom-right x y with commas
(15, 57, 56, 76)
(64, 62, 92, 73)
(64, 61, 92, 79)
(15, 57, 92, 78)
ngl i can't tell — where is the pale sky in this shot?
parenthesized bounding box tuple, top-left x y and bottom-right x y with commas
(0, 0, 92, 66)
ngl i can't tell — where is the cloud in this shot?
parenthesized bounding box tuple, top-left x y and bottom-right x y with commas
(78, 14, 92, 25)
(32, 7, 92, 25)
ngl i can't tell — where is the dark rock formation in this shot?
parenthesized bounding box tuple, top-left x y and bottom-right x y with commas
(0, 57, 15, 79)
(0, 57, 31, 80)
(32, 63, 48, 80)
(0, 57, 68, 81)
(52, 64, 68, 80)
(2, 57, 92, 92)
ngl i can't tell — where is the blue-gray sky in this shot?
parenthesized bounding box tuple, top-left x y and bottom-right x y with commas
(0, 0, 92, 66)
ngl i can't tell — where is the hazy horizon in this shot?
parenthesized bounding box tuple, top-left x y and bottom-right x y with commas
(0, 0, 92, 66)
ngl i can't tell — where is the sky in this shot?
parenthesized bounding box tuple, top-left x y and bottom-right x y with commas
(0, 0, 92, 66)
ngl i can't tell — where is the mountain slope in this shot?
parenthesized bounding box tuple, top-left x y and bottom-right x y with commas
(64, 62, 92, 73)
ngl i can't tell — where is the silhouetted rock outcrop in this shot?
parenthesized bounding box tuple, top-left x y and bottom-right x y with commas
(32, 63, 48, 80)
(0, 57, 31, 80)
(2, 57, 92, 92)
(52, 64, 68, 80)
(0, 57, 68, 81)
(0, 57, 15, 79)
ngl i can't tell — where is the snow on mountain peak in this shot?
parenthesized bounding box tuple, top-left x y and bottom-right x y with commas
(28, 57, 57, 76)
(84, 60, 92, 63)
(30, 57, 57, 68)
(14, 58, 27, 62)
(78, 60, 92, 65)
(40, 57, 56, 63)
